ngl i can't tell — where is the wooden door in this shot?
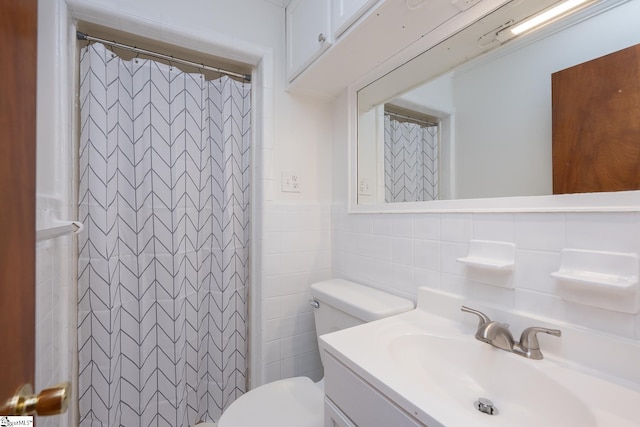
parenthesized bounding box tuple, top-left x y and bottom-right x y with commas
(552, 43, 640, 194)
(0, 0, 37, 410)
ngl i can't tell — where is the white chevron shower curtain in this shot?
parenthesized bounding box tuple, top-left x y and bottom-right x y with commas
(384, 115, 439, 203)
(77, 43, 250, 426)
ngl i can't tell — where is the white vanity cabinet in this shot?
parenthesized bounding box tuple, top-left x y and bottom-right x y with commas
(323, 352, 427, 427)
(286, 0, 332, 81)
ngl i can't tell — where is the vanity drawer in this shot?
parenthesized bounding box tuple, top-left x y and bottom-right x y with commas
(325, 398, 356, 427)
(324, 352, 426, 427)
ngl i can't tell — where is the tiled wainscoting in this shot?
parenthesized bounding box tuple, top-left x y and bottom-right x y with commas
(259, 202, 332, 383)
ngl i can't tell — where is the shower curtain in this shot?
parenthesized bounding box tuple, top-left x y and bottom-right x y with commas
(77, 43, 251, 426)
(384, 115, 439, 203)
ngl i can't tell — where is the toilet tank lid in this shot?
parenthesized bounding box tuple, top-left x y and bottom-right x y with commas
(310, 279, 414, 322)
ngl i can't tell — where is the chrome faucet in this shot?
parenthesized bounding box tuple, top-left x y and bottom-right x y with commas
(461, 306, 514, 351)
(514, 326, 562, 360)
(461, 306, 561, 360)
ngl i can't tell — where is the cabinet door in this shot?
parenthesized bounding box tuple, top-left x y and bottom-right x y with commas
(286, 0, 332, 81)
(324, 353, 425, 427)
(331, 0, 378, 38)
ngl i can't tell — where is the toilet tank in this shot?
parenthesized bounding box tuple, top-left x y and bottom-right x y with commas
(310, 279, 414, 337)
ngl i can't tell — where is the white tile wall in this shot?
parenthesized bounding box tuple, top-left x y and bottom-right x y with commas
(35, 196, 73, 427)
(260, 202, 332, 384)
(333, 204, 640, 341)
(566, 212, 640, 253)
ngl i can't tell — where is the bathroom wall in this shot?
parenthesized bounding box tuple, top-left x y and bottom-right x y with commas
(331, 93, 640, 345)
(35, 1, 333, 422)
(35, 2, 74, 426)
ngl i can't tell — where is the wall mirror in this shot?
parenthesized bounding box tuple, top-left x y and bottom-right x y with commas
(354, 0, 640, 212)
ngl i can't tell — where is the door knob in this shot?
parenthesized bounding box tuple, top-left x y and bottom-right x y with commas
(1, 382, 70, 416)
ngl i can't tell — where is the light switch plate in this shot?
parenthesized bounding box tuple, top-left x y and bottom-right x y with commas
(358, 179, 372, 196)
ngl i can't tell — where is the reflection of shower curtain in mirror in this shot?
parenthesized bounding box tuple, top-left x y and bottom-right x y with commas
(77, 43, 250, 426)
(384, 115, 439, 203)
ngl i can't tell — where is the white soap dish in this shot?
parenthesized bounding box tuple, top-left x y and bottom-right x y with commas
(457, 256, 514, 270)
(551, 249, 640, 314)
(457, 240, 516, 271)
(550, 270, 637, 291)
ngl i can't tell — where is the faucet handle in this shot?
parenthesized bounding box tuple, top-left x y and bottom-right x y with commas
(461, 306, 492, 328)
(518, 326, 561, 360)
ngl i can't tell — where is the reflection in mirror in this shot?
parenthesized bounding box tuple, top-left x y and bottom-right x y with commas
(383, 105, 440, 203)
(357, 0, 640, 206)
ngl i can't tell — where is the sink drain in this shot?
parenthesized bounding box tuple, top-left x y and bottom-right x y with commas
(474, 398, 498, 415)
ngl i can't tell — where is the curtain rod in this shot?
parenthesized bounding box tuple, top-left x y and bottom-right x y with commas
(385, 110, 438, 127)
(76, 31, 251, 82)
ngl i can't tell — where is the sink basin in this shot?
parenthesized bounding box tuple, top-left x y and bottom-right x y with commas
(320, 288, 640, 427)
(388, 334, 597, 426)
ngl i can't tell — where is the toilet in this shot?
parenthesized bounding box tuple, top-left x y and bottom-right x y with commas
(217, 279, 414, 427)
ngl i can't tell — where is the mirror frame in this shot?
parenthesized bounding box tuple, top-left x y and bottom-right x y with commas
(348, 0, 640, 213)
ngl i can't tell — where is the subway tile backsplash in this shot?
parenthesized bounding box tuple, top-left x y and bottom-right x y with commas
(333, 205, 640, 341)
(566, 212, 640, 253)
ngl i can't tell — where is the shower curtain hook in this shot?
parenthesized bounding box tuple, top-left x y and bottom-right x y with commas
(106, 43, 116, 58)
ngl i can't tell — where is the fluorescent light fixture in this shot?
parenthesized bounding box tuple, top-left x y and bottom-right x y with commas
(511, 0, 590, 35)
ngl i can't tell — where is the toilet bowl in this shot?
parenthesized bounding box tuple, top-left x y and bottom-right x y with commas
(217, 377, 324, 427)
(217, 279, 414, 427)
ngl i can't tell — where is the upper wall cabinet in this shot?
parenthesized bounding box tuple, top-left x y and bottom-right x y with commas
(331, 0, 378, 38)
(285, 0, 480, 98)
(286, 0, 332, 81)
(286, 0, 379, 85)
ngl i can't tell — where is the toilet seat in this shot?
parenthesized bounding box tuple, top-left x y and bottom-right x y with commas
(218, 377, 324, 427)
